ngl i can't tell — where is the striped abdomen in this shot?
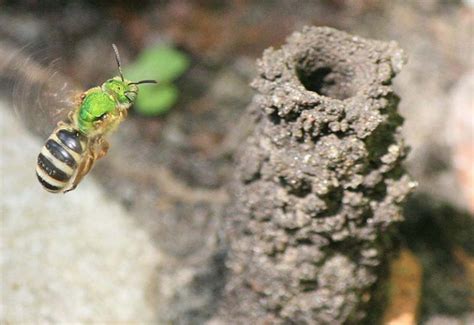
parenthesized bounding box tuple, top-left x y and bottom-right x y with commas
(36, 126, 86, 193)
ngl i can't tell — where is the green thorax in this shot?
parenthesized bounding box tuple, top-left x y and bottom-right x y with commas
(77, 87, 116, 134)
(76, 77, 138, 135)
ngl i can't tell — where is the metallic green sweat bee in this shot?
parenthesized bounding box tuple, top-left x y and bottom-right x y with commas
(36, 45, 156, 193)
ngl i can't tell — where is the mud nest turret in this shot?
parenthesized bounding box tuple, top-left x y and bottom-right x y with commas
(216, 26, 416, 324)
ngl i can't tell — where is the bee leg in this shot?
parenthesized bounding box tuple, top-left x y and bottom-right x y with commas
(67, 149, 96, 192)
(92, 113, 111, 131)
(56, 117, 72, 128)
(68, 111, 75, 122)
(64, 185, 76, 193)
(56, 112, 75, 127)
(66, 138, 109, 192)
(95, 139, 110, 160)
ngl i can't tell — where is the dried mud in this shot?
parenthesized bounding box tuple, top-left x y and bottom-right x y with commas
(215, 27, 415, 324)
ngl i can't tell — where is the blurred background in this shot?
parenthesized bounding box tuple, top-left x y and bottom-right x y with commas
(0, 0, 473, 323)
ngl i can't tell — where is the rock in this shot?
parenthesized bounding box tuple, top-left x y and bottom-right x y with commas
(0, 105, 161, 323)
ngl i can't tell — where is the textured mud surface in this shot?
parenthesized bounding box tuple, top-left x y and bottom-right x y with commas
(215, 27, 415, 324)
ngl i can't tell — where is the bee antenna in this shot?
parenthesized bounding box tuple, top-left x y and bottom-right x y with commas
(112, 44, 124, 82)
(130, 80, 158, 85)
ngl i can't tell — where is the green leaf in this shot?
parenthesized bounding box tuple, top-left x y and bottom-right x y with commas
(124, 45, 189, 83)
(134, 84, 178, 116)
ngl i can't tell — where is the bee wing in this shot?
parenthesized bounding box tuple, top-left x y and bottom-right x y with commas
(0, 42, 83, 138)
(13, 62, 82, 138)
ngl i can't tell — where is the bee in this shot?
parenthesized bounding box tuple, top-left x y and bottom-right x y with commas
(35, 44, 156, 193)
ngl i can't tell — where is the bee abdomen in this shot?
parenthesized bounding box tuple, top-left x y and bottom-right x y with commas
(57, 129, 84, 154)
(36, 128, 85, 193)
(45, 139, 77, 168)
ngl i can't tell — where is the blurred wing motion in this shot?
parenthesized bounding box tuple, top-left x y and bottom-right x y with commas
(0, 41, 83, 138)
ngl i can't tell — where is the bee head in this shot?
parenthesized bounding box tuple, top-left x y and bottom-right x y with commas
(102, 78, 134, 105)
(106, 44, 157, 106)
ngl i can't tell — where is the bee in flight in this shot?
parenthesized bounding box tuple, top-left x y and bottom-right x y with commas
(36, 44, 156, 193)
